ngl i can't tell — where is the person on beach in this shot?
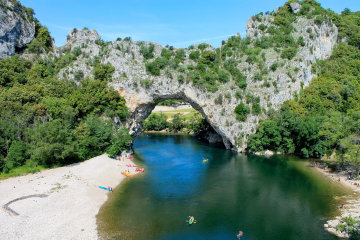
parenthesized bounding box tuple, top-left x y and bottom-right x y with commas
(237, 230, 243, 239)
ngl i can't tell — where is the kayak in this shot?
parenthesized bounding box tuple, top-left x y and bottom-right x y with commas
(122, 172, 133, 177)
(186, 216, 197, 225)
(98, 186, 112, 191)
(126, 164, 137, 167)
(135, 168, 145, 172)
(202, 159, 208, 163)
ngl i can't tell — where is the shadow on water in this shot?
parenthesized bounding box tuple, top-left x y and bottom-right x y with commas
(97, 134, 349, 240)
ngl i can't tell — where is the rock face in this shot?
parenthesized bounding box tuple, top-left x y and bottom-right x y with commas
(0, 0, 36, 59)
(54, 11, 338, 152)
(290, 3, 302, 14)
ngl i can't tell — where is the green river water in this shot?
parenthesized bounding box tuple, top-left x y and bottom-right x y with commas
(97, 134, 350, 240)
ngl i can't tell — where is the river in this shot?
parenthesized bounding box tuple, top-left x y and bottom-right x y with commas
(97, 134, 348, 240)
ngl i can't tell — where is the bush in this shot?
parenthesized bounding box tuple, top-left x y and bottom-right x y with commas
(169, 113, 185, 132)
(297, 36, 305, 47)
(218, 69, 229, 83)
(146, 61, 160, 76)
(199, 51, 216, 65)
(107, 129, 132, 158)
(140, 44, 155, 60)
(234, 103, 250, 121)
(145, 57, 169, 76)
(5, 141, 27, 171)
(140, 79, 153, 88)
(252, 103, 261, 115)
(270, 62, 279, 71)
(314, 15, 324, 25)
(143, 113, 168, 131)
(281, 47, 297, 60)
(189, 51, 200, 61)
(94, 63, 115, 82)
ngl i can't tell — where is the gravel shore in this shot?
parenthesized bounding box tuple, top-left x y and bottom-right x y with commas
(314, 165, 360, 238)
(0, 154, 137, 240)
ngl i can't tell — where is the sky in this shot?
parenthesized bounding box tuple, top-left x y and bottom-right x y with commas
(19, 0, 360, 48)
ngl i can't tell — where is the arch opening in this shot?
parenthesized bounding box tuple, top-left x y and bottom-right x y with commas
(128, 95, 234, 150)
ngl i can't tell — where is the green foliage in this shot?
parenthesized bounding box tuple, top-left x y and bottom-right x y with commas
(189, 51, 200, 61)
(161, 48, 173, 59)
(143, 113, 168, 131)
(281, 47, 297, 60)
(297, 36, 305, 47)
(94, 63, 115, 82)
(0, 55, 32, 87)
(218, 69, 229, 83)
(0, 51, 130, 175)
(197, 43, 209, 51)
(270, 62, 279, 72)
(140, 79, 153, 89)
(248, 36, 360, 158)
(199, 51, 216, 66)
(335, 216, 360, 239)
(27, 26, 52, 53)
(5, 141, 27, 171)
(107, 128, 132, 158)
(145, 57, 169, 76)
(175, 49, 186, 63)
(169, 113, 185, 132)
(140, 44, 155, 60)
(234, 103, 250, 121)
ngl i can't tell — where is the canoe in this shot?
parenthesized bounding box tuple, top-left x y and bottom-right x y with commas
(122, 172, 133, 177)
(98, 186, 111, 191)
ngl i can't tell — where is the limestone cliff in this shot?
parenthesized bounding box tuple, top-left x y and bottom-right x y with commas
(0, 0, 36, 59)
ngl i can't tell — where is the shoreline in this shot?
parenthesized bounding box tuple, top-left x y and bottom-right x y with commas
(312, 164, 360, 238)
(0, 154, 138, 240)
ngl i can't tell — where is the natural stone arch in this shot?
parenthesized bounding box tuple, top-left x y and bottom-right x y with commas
(57, 13, 338, 152)
(119, 90, 235, 150)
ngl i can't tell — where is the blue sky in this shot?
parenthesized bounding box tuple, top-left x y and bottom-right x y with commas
(19, 0, 360, 48)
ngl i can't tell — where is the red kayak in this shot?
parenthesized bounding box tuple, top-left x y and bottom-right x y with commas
(135, 168, 145, 172)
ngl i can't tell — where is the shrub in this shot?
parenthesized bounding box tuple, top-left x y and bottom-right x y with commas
(281, 47, 297, 60)
(270, 62, 279, 71)
(175, 49, 186, 63)
(140, 44, 155, 59)
(252, 103, 261, 115)
(258, 24, 267, 31)
(5, 141, 27, 170)
(107, 129, 132, 158)
(297, 36, 305, 47)
(140, 79, 153, 88)
(314, 15, 324, 25)
(143, 113, 168, 131)
(218, 69, 229, 83)
(177, 75, 185, 84)
(199, 51, 216, 65)
(215, 95, 223, 105)
(234, 103, 250, 121)
(189, 51, 200, 61)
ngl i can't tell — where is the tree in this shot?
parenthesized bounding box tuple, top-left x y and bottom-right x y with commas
(4, 141, 27, 171)
(169, 113, 185, 132)
(234, 103, 250, 121)
(107, 128, 132, 158)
